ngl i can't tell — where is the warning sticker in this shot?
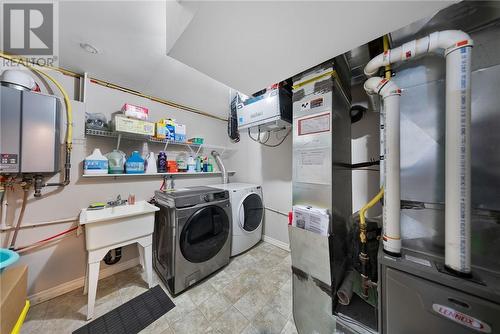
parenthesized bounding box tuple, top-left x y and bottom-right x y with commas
(300, 97, 325, 112)
(298, 113, 330, 136)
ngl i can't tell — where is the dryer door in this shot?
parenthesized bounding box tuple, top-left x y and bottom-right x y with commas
(180, 205, 230, 263)
(238, 193, 264, 232)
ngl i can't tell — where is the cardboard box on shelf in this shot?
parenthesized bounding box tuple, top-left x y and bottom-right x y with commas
(0, 265, 28, 334)
(114, 116, 155, 136)
(155, 120, 168, 139)
(165, 119, 175, 140)
(175, 123, 186, 142)
(121, 103, 149, 120)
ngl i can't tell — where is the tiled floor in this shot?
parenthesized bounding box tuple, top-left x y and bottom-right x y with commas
(21, 241, 297, 334)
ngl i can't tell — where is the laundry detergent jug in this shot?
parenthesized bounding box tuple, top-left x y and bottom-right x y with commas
(106, 150, 125, 174)
(145, 152, 157, 174)
(84, 148, 108, 175)
(125, 151, 145, 174)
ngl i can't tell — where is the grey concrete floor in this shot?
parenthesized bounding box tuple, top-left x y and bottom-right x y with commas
(21, 241, 297, 334)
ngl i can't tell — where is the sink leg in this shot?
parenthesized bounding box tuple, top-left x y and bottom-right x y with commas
(87, 261, 100, 320)
(138, 245, 145, 272)
(142, 244, 153, 289)
(83, 263, 89, 295)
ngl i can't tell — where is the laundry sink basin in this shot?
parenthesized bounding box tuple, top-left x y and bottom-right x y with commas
(80, 201, 159, 251)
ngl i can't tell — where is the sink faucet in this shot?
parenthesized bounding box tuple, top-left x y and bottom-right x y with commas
(107, 195, 127, 207)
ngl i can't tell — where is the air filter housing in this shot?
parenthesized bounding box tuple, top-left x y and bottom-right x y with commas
(236, 87, 292, 131)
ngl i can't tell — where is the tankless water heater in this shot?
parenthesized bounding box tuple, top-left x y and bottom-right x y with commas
(0, 85, 61, 174)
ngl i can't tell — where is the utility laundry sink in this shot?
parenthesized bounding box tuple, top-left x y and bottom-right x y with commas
(79, 200, 159, 320)
(80, 201, 159, 251)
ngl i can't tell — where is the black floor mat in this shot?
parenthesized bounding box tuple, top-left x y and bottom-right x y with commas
(73, 285, 175, 334)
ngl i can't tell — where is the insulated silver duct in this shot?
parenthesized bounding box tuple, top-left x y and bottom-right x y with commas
(211, 151, 228, 184)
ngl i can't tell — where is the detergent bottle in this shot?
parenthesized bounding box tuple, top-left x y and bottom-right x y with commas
(145, 152, 157, 174)
(195, 156, 202, 172)
(106, 150, 125, 174)
(187, 155, 196, 173)
(84, 148, 108, 175)
(157, 151, 167, 173)
(125, 151, 145, 174)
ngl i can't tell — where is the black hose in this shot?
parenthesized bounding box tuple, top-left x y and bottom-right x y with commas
(228, 95, 240, 142)
(248, 128, 291, 147)
(350, 105, 367, 124)
(104, 247, 122, 265)
(351, 160, 380, 168)
(334, 160, 380, 169)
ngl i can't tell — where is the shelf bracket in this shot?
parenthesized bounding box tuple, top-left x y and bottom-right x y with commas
(116, 134, 122, 151)
(195, 144, 203, 156)
(187, 144, 196, 156)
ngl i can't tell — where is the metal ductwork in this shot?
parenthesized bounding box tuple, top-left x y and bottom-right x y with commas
(211, 150, 228, 184)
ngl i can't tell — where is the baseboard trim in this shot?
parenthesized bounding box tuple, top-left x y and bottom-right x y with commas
(262, 235, 290, 252)
(29, 257, 140, 305)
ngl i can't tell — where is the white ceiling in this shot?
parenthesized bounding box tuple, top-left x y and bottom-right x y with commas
(59, 1, 230, 118)
(58, 1, 454, 116)
(168, 1, 454, 95)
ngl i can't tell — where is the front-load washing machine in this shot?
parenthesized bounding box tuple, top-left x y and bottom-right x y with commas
(153, 186, 231, 295)
(209, 183, 263, 256)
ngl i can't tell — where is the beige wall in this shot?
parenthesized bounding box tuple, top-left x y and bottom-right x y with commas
(226, 133, 293, 247)
(0, 69, 231, 297)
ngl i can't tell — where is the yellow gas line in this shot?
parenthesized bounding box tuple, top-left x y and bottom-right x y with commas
(292, 70, 337, 90)
(383, 35, 392, 79)
(0, 53, 227, 122)
(358, 35, 391, 244)
(0, 53, 73, 149)
(359, 188, 384, 244)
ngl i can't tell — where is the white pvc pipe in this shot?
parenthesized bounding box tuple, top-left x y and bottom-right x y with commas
(364, 30, 473, 273)
(445, 46, 472, 274)
(364, 31, 472, 77)
(364, 78, 401, 255)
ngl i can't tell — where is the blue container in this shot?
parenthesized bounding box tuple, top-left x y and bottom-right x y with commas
(0, 248, 19, 272)
(195, 156, 202, 172)
(125, 151, 145, 174)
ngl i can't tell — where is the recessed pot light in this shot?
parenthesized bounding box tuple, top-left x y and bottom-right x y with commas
(80, 43, 99, 54)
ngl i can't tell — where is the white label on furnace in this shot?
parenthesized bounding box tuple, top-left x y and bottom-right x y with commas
(299, 150, 325, 166)
(405, 254, 431, 267)
(292, 205, 330, 236)
(298, 113, 330, 136)
(294, 147, 330, 185)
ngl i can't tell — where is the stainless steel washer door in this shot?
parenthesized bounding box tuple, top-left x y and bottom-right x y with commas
(179, 205, 230, 263)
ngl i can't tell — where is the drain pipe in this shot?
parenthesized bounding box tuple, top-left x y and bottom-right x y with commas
(364, 30, 473, 275)
(211, 151, 228, 184)
(364, 77, 401, 256)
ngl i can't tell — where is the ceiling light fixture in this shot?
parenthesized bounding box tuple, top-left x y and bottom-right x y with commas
(80, 43, 99, 54)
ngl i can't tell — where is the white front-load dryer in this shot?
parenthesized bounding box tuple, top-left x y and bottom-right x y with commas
(209, 183, 263, 256)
